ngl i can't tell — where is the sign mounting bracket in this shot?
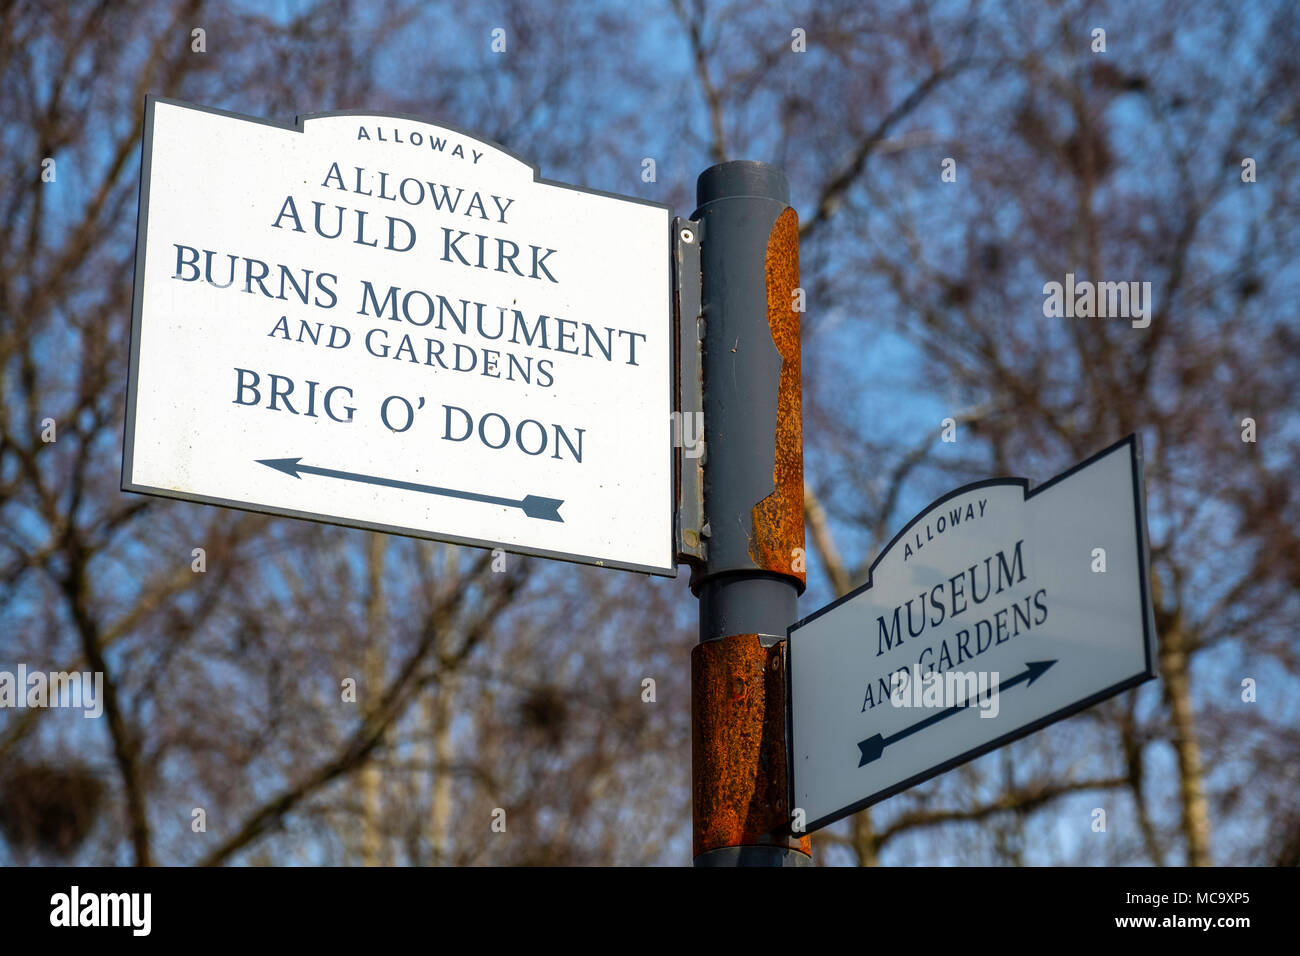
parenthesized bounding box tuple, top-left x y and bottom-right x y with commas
(673, 216, 707, 568)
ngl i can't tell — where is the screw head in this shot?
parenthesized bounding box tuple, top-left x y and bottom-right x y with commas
(680, 228, 694, 243)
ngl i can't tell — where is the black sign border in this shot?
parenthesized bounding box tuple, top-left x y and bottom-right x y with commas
(121, 95, 678, 577)
(786, 433, 1159, 835)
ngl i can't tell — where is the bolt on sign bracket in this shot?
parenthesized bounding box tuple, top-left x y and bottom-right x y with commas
(673, 216, 707, 567)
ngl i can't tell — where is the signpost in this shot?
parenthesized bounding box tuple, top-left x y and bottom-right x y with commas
(788, 435, 1157, 834)
(686, 162, 810, 866)
(123, 97, 674, 575)
(123, 97, 1161, 866)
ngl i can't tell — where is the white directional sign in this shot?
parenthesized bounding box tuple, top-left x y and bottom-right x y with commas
(123, 97, 674, 574)
(788, 436, 1157, 833)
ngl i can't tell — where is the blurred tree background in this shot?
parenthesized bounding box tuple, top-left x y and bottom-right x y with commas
(1, 0, 1296, 865)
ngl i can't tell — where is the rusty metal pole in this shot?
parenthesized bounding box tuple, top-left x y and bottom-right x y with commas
(690, 161, 810, 867)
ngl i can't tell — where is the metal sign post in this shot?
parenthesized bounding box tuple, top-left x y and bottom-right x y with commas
(121, 93, 1162, 866)
(683, 161, 810, 867)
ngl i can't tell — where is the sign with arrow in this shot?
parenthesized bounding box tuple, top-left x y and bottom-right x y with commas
(788, 436, 1158, 834)
(123, 97, 673, 574)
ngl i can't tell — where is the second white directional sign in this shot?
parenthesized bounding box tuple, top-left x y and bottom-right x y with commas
(788, 436, 1158, 833)
(124, 97, 673, 574)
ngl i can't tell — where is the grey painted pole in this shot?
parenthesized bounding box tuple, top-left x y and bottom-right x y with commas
(689, 161, 810, 867)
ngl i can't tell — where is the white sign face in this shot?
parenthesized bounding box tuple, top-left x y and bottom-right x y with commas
(788, 436, 1157, 833)
(124, 97, 674, 574)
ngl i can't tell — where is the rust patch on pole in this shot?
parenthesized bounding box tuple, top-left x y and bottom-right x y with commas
(692, 632, 812, 858)
(749, 207, 805, 588)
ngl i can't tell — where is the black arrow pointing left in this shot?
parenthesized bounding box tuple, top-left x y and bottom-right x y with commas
(256, 457, 564, 522)
(856, 659, 1057, 767)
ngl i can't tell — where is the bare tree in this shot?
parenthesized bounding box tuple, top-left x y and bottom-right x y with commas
(2, 0, 1295, 868)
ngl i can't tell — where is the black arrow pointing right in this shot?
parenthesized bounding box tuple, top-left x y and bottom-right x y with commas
(856, 659, 1057, 767)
